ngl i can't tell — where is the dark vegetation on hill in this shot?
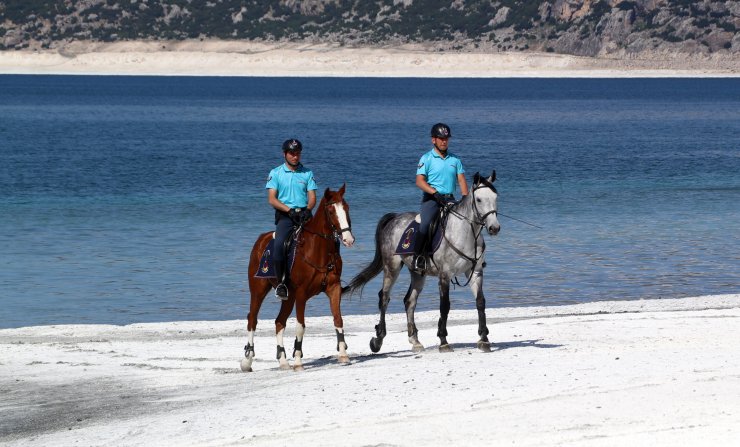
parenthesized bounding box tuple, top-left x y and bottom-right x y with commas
(1, 0, 738, 56)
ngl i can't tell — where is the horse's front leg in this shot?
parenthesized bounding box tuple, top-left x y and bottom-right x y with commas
(438, 275, 453, 352)
(470, 266, 491, 352)
(404, 270, 426, 352)
(326, 281, 349, 363)
(241, 277, 270, 372)
(274, 296, 296, 370)
(292, 297, 307, 371)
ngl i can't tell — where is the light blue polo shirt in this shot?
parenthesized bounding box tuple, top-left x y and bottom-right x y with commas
(265, 163, 318, 208)
(416, 149, 465, 195)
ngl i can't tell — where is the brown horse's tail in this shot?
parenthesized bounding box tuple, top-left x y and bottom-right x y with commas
(342, 212, 397, 297)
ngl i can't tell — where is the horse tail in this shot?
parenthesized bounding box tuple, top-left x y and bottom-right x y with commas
(342, 212, 397, 297)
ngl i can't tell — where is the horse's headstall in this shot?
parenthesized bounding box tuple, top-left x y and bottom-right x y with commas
(473, 170, 497, 193)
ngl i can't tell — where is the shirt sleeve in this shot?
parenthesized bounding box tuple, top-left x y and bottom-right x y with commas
(265, 169, 278, 189)
(306, 171, 318, 191)
(416, 154, 428, 176)
(456, 157, 465, 174)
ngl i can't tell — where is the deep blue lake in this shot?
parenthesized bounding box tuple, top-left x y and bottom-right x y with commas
(1, 75, 738, 329)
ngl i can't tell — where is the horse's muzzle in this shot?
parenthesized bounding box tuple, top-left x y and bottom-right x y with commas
(488, 225, 500, 236)
(341, 231, 355, 247)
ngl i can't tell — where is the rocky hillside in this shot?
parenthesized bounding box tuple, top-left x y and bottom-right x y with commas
(1, 0, 738, 57)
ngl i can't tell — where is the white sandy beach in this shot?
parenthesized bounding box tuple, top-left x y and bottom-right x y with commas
(1, 294, 739, 446)
(1, 41, 739, 77)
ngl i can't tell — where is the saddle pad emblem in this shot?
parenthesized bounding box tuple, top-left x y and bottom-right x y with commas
(401, 228, 415, 250)
(260, 249, 271, 274)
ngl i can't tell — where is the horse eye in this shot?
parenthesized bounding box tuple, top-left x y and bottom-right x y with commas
(476, 198, 481, 203)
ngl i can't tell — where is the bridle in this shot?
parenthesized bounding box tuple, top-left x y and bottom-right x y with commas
(434, 177, 498, 286)
(325, 199, 352, 241)
(301, 197, 352, 242)
(472, 176, 498, 221)
(448, 177, 498, 227)
(296, 196, 352, 291)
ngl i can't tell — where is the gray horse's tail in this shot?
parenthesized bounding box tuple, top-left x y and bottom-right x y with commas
(342, 212, 397, 297)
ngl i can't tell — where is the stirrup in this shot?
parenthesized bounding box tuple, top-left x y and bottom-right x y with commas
(275, 283, 289, 300)
(413, 255, 426, 272)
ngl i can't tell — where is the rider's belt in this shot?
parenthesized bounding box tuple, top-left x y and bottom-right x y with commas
(422, 192, 454, 202)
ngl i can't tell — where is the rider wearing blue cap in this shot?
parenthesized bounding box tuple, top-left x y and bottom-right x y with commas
(414, 123, 469, 272)
(266, 138, 317, 299)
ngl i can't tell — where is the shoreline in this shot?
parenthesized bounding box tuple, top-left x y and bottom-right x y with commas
(2, 294, 739, 445)
(1, 41, 739, 77)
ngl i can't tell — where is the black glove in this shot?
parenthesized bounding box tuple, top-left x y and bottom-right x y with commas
(432, 192, 447, 205)
(299, 208, 312, 223)
(288, 208, 301, 222)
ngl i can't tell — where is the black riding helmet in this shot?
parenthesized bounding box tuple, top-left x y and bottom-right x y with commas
(282, 138, 303, 152)
(431, 123, 451, 139)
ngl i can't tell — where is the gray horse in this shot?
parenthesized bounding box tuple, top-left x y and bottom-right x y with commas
(343, 171, 500, 353)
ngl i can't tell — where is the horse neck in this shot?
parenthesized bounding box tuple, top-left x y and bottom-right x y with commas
(303, 200, 333, 236)
(447, 194, 483, 235)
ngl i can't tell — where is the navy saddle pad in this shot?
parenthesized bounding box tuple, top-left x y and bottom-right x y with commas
(394, 217, 445, 255)
(254, 237, 298, 279)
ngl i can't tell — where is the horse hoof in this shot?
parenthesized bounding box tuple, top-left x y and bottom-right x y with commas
(369, 338, 382, 353)
(338, 355, 350, 364)
(239, 359, 253, 372)
(279, 363, 291, 371)
(412, 343, 425, 353)
(439, 344, 454, 353)
(477, 341, 491, 352)
(293, 365, 305, 372)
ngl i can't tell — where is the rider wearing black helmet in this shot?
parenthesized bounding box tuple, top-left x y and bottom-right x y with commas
(265, 138, 317, 299)
(413, 123, 469, 272)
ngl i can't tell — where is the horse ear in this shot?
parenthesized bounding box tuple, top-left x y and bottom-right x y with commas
(490, 170, 496, 183)
(473, 172, 481, 184)
(339, 183, 346, 196)
(324, 187, 330, 198)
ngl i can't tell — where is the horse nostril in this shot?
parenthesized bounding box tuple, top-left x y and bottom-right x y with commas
(489, 226, 500, 235)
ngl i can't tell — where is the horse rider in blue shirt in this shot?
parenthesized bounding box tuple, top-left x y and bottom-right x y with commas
(413, 123, 469, 272)
(266, 138, 318, 299)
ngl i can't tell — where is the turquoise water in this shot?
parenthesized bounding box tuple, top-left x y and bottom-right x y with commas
(1, 76, 738, 328)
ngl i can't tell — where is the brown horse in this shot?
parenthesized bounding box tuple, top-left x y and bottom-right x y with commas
(240, 185, 355, 372)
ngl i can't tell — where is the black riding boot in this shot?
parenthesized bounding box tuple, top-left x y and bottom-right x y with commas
(412, 235, 427, 272)
(274, 261, 288, 300)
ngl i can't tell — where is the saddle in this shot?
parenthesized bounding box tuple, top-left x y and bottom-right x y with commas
(394, 209, 448, 256)
(254, 229, 299, 279)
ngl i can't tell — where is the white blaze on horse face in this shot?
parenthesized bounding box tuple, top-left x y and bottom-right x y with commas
(332, 202, 355, 247)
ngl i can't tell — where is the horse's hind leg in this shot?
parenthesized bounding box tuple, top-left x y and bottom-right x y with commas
(241, 279, 271, 372)
(370, 264, 401, 353)
(404, 270, 426, 352)
(470, 268, 491, 352)
(326, 281, 349, 363)
(437, 276, 453, 352)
